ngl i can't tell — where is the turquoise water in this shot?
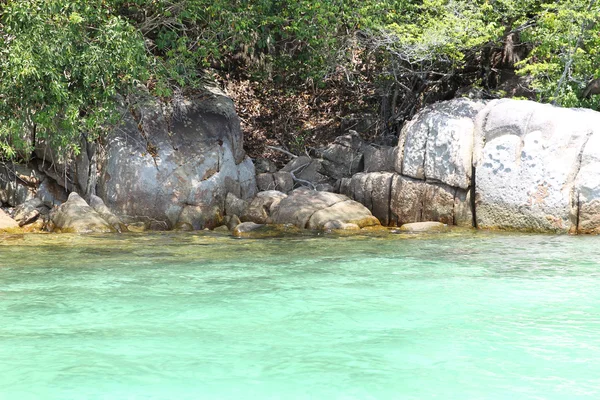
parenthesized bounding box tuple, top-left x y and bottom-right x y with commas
(1, 231, 600, 399)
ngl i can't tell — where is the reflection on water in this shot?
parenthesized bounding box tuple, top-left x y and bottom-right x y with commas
(1, 231, 600, 399)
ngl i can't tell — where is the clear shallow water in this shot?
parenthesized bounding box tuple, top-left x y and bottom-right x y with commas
(1, 231, 600, 399)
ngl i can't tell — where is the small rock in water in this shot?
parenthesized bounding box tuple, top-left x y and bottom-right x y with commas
(232, 222, 265, 237)
(213, 225, 230, 233)
(398, 221, 449, 232)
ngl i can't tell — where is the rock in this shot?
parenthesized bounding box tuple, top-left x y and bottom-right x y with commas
(473, 100, 597, 232)
(345, 172, 395, 226)
(315, 183, 335, 192)
(398, 221, 449, 232)
(35, 137, 93, 195)
(398, 98, 485, 189)
(254, 158, 278, 174)
(0, 209, 20, 232)
(177, 204, 222, 230)
(52, 193, 114, 233)
(213, 224, 230, 233)
(36, 177, 68, 208)
(281, 156, 328, 187)
(307, 200, 380, 229)
(225, 193, 249, 217)
(0, 164, 39, 207)
(256, 173, 276, 191)
(89, 195, 128, 232)
(454, 189, 474, 228)
(323, 220, 360, 230)
(363, 145, 396, 173)
(270, 188, 379, 229)
(95, 88, 256, 230)
(241, 190, 287, 224)
(320, 131, 365, 179)
(21, 219, 46, 233)
(256, 171, 294, 193)
(226, 214, 241, 231)
(273, 171, 294, 193)
(571, 129, 600, 233)
(13, 198, 45, 227)
(390, 175, 458, 226)
(232, 222, 265, 237)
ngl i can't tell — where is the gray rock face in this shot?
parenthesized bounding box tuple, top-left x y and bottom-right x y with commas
(323, 220, 360, 230)
(398, 98, 485, 189)
(270, 188, 379, 229)
(281, 156, 329, 188)
(0, 164, 38, 207)
(36, 178, 68, 208)
(256, 171, 294, 193)
(390, 175, 465, 226)
(473, 100, 599, 232)
(344, 97, 600, 233)
(96, 88, 256, 230)
(341, 172, 395, 226)
(574, 130, 600, 233)
(52, 193, 114, 233)
(342, 172, 472, 227)
(13, 198, 46, 227)
(363, 145, 396, 173)
(320, 131, 365, 179)
(225, 193, 249, 218)
(254, 158, 278, 174)
(89, 195, 127, 232)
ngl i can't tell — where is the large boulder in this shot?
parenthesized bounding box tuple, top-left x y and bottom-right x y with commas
(88, 195, 127, 232)
(339, 98, 600, 233)
(341, 172, 472, 227)
(241, 190, 287, 224)
(340, 172, 396, 226)
(473, 100, 598, 232)
(96, 87, 256, 230)
(397, 98, 485, 189)
(270, 188, 379, 229)
(52, 193, 114, 233)
(389, 175, 470, 226)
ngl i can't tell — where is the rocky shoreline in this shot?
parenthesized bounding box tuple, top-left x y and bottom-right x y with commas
(2, 92, 600, 236)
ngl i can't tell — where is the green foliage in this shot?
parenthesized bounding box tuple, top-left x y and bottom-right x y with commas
(0, 0, 150, 159)
(3, 0, 600, 160)
(517, 0, 600, 107)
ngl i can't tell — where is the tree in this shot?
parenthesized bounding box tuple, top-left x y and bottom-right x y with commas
(0, 0, 150, 159)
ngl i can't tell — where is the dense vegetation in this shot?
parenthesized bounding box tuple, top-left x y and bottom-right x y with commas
(1, 0, 599, 159)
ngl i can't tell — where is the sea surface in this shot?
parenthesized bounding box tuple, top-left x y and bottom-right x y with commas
(1, 230, 599, 399)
